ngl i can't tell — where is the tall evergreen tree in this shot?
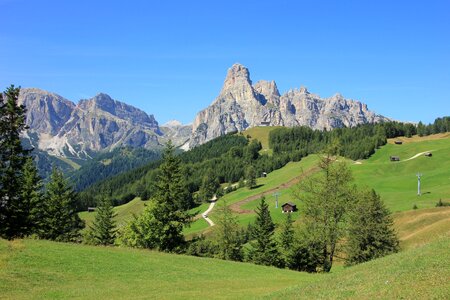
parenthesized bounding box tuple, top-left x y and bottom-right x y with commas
(214, 199, 243, 261)
(245, 165, 257, 189)
(40, 168, 84, 242)
(120, 141, 191, 252)
(0, 85, 30, 239)
(279, 213, 294, 253)
(21, 157, 44, 236)
(86, 197, 117, 246)
(346, 189, 399, 266)
(249, 196, 283, 267)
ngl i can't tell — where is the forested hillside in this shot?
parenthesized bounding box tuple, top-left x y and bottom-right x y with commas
(78, 117, 450, 210)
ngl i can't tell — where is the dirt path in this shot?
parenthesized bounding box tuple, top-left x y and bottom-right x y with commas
(201, 196, 217, 226)
(403, 151, 432, 162)
(229, 167, 320, 214)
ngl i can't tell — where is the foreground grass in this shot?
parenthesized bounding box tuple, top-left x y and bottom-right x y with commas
(0, 239, 316, 300)
(1, 235, 449, 299)
(266, 234, 450, 299)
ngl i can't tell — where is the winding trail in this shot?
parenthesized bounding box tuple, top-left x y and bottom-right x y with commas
(201, 196, 217, 226)
(403, 151, 432, 162)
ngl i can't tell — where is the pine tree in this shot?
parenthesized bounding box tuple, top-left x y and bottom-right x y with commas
(279, 213, 294, 252)
(120, 141, 191, 252)
(21, 157, 44, 236)
(214, 199, 243, 261)
(249, 196, 283, 267)
(40, 168, 84, 242)
(86, 197, 117, 246)
(245, 165, 257, 189)
(0, 85, 30, 239)
(346, 189, 399, 266)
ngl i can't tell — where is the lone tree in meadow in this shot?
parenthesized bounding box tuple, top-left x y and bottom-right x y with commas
(294, 149, 355, 272)
(39, 167, 84, 242)
(86, 197, 117, 246)
(346, 189, 399, 266)
(248, 196, 283, 268)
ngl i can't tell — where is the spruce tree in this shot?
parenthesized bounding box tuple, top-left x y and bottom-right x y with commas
(120, 141, 191, 252)
(279, 213, 294, 253)
(86, 197, 117, 246)
(245, 165, 257, 189)
(0, 85, 30, 239)
(21, 157, 44, 236)
(346, 189, 399, 266)
(249, 196, 283, 267)
(40, 168, 84, 242)
(214, 199, 243, 261)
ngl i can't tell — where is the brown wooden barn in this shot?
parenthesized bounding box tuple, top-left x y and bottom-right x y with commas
(282, 202, 297, 213)
(395, 140, 403, 145)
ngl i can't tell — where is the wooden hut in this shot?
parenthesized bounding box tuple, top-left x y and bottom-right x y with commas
(394, 140, 403, 145)
(282, 202, 297, 213)
(390, 156, 400, 162)
(424, 152, 432, 157)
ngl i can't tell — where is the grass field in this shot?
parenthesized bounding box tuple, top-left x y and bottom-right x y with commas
(0, 239, 317, 299)
(1, 234, 449, 299)
(266, 234, 450, 299)
(351, 135, 450, 212)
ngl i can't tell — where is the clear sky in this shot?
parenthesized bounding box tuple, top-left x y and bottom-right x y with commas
(1, 0, 449, 125)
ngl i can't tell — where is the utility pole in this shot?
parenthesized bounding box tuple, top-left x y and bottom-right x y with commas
(273, 191, 280, 208)
(416, 173, 422, 196)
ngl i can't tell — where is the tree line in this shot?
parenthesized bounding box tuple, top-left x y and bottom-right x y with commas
(0, 85, 83, 241)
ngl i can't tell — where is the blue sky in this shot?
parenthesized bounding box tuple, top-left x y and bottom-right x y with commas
(1, 0, 449, 124)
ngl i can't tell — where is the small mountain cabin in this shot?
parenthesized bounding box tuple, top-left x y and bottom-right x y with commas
(87, 207, 96, 212)
(425, 152, 432, 157)
(282, 202, 297, 213)
(262, 172, 267, 177)
(260, 121, 271, 126)
(390, 156, 400, 162)
(395, 140, 403, 145)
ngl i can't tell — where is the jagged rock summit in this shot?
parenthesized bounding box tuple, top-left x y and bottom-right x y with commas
(19, 88, 163, 158)
(189, 63, 388, 147)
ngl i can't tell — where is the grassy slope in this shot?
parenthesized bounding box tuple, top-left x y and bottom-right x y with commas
(351, 135, 450, 212)
(80, 133, 450, 238)
(1, 235, 449, 299)
(0, 239, 316, 300)
(266, 234, 450, 299)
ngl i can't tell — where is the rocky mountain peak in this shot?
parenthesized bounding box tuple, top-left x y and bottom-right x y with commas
(189, 64, 389, 148)
(220, 63, 253, 96)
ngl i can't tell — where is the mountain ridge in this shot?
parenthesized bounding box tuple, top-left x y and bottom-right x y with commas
(189, 63, 388, 147)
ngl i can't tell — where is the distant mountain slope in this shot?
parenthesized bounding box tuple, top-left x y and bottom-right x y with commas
(190, 64, 388, 147)
(19, 88, 164, 159)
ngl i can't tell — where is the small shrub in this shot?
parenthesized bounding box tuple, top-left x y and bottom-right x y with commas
(413, 204, 418, 210)
(436, 199, 450, 207)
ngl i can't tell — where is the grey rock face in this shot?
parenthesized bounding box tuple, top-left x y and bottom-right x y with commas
(189, 64, 388, 147)
(19, 89, 164, 157)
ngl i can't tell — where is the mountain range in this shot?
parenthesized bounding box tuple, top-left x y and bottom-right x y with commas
(18, 63, 388, 162)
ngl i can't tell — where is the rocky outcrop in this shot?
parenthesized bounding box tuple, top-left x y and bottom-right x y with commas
(160, 120, 192, 150)
(190, 64, 388, 147)
(19, 89, 164, 158)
